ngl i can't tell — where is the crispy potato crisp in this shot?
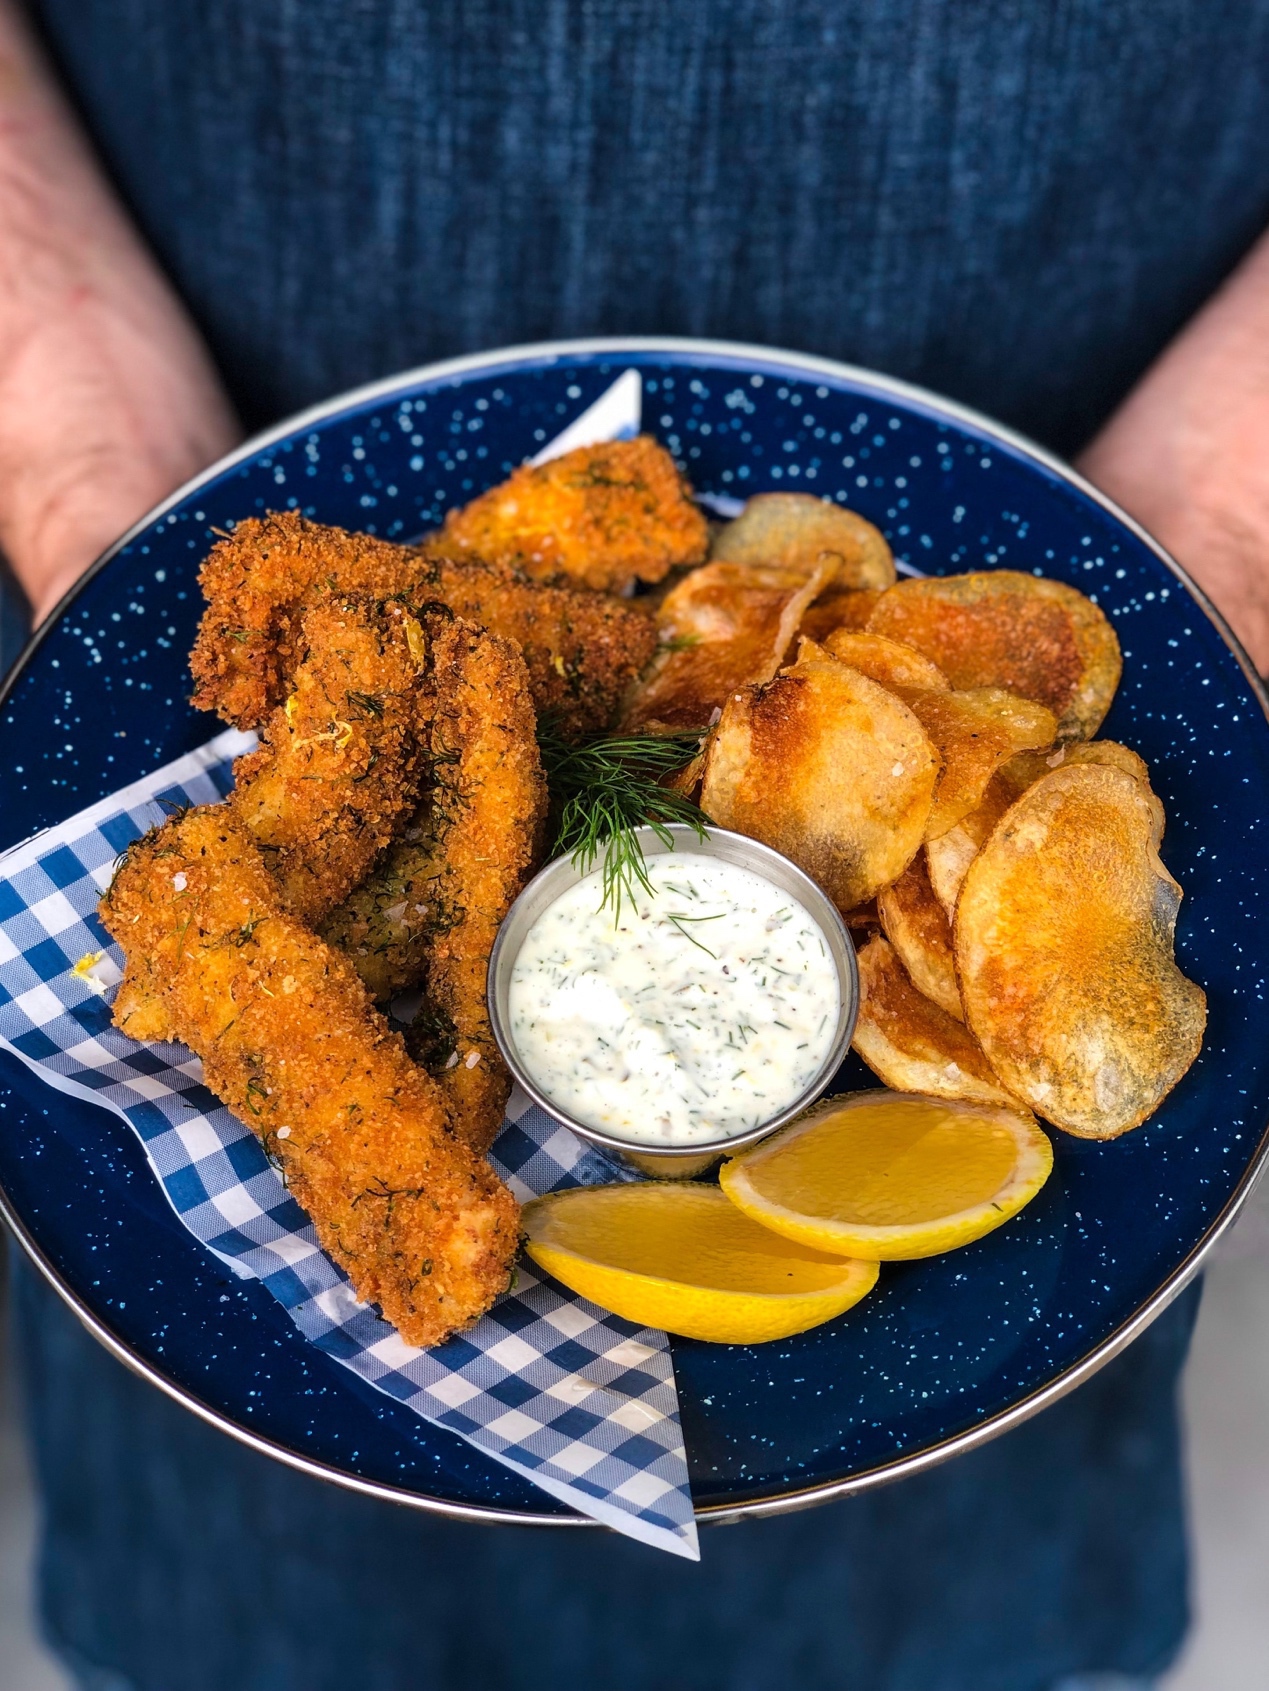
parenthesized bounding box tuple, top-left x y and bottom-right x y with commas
(905, 688, 1057, 840)
(926, 740, 1156, 918)
(867, 571, 1121, 740)
(877, 854, 963, 1021)
(853, 936, 1023, 1111)
(798, 587, 884, 644)
(955, 764, 1206, 1137)
(821, 630, 950, 693)
(623, 559, 835, 730)
(699, 649, 938, 911)
(711, 493, 896, 590)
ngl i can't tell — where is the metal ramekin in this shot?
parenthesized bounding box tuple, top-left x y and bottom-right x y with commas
(487, 823, 858, 1177)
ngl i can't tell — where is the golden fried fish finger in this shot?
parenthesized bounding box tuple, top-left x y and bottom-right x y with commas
(100, 808, 519, 1347)
(322, 620, 547, 1151)
(190, 511, 656, 738)
(230, 596, 427, 923)
(438, 435, 708, 591)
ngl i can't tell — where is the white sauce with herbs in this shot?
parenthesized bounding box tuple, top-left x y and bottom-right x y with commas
(507, 853, 839, 1146)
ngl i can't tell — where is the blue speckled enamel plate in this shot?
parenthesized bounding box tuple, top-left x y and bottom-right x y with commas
(3, 339, 1268, 1526)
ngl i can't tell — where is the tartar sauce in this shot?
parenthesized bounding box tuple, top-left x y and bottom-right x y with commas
(507, 852, 840, 1146)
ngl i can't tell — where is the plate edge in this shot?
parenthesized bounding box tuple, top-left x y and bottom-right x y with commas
(2, 334, 1267, 1528)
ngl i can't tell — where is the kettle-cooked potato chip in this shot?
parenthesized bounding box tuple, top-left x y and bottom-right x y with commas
(926, 740, 1156, 918)
(926, 806, 1003, 919)
(877, 854, 963, 1020)
(699, 650, 938, 912)
(905, 688, 1057, 840)
(955, 763, 1206, 1138)
(853, 935, 1023, 1111)
(711, 493, 896, 589)
(821, 629, 950, 693)
(867, 571, 1121, 741)
(623, 559, 835, 730)
(799, 586, 883, 644)
(999, 738, 1158, 822)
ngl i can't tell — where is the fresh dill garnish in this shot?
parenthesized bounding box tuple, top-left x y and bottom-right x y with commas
(537, 718, 709, 915)
(666, 913, 718, 957)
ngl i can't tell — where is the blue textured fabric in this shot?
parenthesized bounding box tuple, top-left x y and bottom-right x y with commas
(12, 1260, 1196, 1691)
(6, 0, 1260, 1681)
(30, 0, 1269, 455)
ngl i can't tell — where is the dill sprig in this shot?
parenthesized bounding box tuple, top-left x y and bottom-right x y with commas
(538, 720, 709, 915)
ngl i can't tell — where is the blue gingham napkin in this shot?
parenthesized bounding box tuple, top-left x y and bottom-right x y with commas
(0, 726, 699, 1559)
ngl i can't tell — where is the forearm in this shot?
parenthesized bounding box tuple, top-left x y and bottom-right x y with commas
(1080, 227, 1269, 673)
(0, 1, 237, 619)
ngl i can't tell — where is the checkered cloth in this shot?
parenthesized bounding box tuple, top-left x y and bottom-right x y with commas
(0, 729, 698, 1558)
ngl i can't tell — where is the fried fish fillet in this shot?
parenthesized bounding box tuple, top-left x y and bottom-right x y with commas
(230, 596, 429, 923)
(100, 808, 519, 1347)
(437, 435, 709, 591)
(189, 511, 657, 738)
(322, 620, 547, 1151)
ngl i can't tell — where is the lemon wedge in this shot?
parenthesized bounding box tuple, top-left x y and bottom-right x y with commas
(522, 1184, 878, 1344)
(720, 1090, 1052, 1260)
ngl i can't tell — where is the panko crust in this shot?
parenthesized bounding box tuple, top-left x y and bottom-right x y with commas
(190, 511, 656, 739)
(699, 650, 938, 913)
(954, 763, 1206, 1138)
(99, 808, 519, 1347)
(230, 596, 429, 923)
(322, 620, 547, 1152)
(867, 571, 1121, 741)
(438, 436, 708, 592)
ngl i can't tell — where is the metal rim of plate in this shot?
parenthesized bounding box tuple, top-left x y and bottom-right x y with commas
(2, 334, 1267, 1531)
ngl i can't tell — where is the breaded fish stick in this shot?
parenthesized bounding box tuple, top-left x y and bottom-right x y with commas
(100, 808, 519, 1348)
(322, 620, 547, 1151)
(231, 596, 429, 923)
(437, 435, 709, 592)
(189, 511, 657, 738)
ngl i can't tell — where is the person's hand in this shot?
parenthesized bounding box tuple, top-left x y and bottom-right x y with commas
(1079, 229, 1269, 676)
(0, 0, 238, 625)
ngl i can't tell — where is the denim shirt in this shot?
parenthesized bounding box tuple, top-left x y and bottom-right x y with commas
(32, 0, 1269, 453)
(10, 5, 1248, 1686)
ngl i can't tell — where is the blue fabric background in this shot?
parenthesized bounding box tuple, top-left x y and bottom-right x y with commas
(12, 1263, 1199, 1691)
(8, 0, 1262, 1682)
(31, 0, 1269, 454)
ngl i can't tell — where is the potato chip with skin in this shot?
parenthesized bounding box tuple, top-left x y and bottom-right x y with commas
(711, 493, 896, 590)
(905, 688, 1058, 840)
(821, 630, 950, 693)
(867, 571, 1122, 741)
(799, 587, 883, 644)
(878, 854, 963, 1021)
(699, 650, 938, 912)
(622, 559, 835, 730)
(927, 741, 1156, 919)
(955, 763, 1206, 1138)
(926, 809, 1001, 920)
(853, 935, 1023, 1111)
(998, 738, 1162, 832)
